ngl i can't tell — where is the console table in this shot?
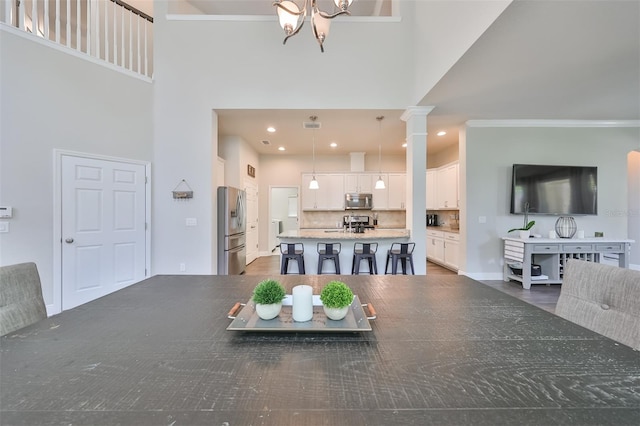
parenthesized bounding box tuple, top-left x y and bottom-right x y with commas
(503, 237, 634, 289)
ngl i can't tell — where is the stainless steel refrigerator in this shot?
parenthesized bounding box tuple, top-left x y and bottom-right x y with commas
(217, 186, 246, 275)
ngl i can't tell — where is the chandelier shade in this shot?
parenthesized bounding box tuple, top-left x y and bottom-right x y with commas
(273, 0, 352, 52)
(375, 116, 386, 190)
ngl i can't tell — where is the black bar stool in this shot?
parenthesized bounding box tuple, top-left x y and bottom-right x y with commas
(385, 242, 416, 275)
(280, 243, 305, 275)
(351, 242, 378, 275)
(317, 242, 341, 274)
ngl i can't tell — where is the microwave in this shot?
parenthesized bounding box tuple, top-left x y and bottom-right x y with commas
(345, 193, 373, 210)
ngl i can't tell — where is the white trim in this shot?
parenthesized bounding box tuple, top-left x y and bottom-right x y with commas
(464, 272, 505, 281)
(466, 119, 640, 128)
(401, 106, 435, 122)
(51, 150, 151, 315)
(0, 23, 153, 83)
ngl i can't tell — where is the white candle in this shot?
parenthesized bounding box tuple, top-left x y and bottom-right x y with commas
(292, 285, 313, 322)
(578, 230, 585, 239)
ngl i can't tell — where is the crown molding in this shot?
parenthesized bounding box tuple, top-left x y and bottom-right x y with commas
(401, 106, 435, 122)
(466, 119, 640, 128)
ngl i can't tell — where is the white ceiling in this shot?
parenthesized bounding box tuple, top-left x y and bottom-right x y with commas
(208, 1, 639, 157)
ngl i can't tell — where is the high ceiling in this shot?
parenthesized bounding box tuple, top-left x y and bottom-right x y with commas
(211, 1, 639, 157)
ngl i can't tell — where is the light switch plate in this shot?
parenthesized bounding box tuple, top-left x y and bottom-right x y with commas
(186, 218, 197, 227)
(0, 206, 12, 218)
(0, 222, 9, 233)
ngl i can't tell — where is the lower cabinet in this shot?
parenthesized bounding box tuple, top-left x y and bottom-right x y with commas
(443, 232, 460, 270)
(427, 229, 458, 271)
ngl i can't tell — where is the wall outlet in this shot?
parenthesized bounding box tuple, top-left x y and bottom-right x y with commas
(179, 263, 186, 272)
(185, 218, 197, 227)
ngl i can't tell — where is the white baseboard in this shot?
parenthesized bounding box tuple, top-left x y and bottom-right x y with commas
(465, 272, 505, 281)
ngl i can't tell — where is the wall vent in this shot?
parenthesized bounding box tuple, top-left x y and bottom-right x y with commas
(261, 140, 271, 145)
(303, 121, 321, 129)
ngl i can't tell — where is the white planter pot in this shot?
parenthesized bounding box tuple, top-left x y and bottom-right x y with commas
(323, 305, 349, 321)
(255, 302, 282, 320)
(519, 230, 531, 239)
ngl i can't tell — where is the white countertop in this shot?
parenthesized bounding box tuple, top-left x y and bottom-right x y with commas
(278, 228, 410, 240)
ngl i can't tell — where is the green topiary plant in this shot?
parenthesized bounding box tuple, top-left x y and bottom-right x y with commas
(252, 279, 286, 305)
(320, 281, 354, 309)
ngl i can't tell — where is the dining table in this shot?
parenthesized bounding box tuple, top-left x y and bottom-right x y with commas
(1, 274, 639, 425)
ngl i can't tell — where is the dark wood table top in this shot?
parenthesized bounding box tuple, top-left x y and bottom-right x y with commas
(2, 274, 639, 425)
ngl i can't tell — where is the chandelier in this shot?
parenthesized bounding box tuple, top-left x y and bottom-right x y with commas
(273, 0, 354, 52)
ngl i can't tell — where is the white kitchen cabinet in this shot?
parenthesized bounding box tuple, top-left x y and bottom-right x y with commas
(344, 173, 374, 193)
(443, 232, 460, 270)
(426, 169, 437, 210)
(426, 230, 445, 264)
(437, 162, 458, 209)
(301, 173, 344, 210)
(386, 173, 407, 210)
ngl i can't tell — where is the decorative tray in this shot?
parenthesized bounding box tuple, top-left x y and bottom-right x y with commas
(227, 295, 376, 332)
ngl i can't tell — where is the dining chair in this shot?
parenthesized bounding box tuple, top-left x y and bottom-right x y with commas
(0, 262, 47, 336)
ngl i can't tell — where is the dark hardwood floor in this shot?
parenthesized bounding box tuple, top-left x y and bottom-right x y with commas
(245, 255, 560, 313)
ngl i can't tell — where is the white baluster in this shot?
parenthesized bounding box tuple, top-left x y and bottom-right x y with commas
(43, 0, 49, 39)
(55, 0, 60, 43)
(104, 0, 108, 62)
(128, 10, 133, 72)
(143, 20, 148, 77)
(120, 5, 125, 68)
(31, 0, 37, 35)
(112, 0, 117, 66)
(65, 0, 70, 47)
(18, 0, 25, 30)
(76, 0, 81, 50)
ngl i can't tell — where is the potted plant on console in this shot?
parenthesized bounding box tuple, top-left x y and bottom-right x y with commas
(252, 279, 286, 320)
(508, 202, 535, 239)
(320, 280, 354, 321)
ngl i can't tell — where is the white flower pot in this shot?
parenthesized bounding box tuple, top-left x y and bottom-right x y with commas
(255, 302, 282, 320)
(323, 305, 349, 321)
(519, 230, 531, 239)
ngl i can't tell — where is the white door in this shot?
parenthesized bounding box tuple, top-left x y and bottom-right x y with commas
(244, 179, 259, 264)
(62, 155, 147, 310)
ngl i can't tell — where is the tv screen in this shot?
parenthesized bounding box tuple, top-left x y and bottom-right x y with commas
(510, 164, 598, 215)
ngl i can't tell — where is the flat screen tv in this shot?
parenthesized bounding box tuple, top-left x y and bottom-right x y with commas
(510, 164, 598, 215)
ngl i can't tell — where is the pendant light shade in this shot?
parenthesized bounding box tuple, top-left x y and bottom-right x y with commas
(375, 116, 385, 190)
(309, 115, 319, 190)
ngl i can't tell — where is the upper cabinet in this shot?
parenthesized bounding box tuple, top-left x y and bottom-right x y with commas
(386, 173, 407, 210)
(426, 169, 437, 210)
(301, 173, 345, 210)
(436, 162, 459, 209)
(344, 173, 374, 193)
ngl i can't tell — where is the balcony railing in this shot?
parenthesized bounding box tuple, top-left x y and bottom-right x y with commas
(1, 0, 153, 78)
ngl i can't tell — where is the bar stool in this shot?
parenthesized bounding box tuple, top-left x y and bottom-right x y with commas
(351, 242, 378, 275)
(385, 242, 416, 275)
(280, 243, 305, 275)
(317, 242, 341, 274)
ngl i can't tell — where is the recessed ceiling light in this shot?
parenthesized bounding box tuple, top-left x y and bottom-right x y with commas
(402, 143, 407, 148)
(330, 142, 337, 148)
(278, 146, 285, 151)
(437, 131, 446, 136)
(267, 127, 276, 133)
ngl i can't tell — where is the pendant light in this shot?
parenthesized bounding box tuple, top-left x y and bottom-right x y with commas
(375, 116, 386, 190)
(309, 115, 319, 189)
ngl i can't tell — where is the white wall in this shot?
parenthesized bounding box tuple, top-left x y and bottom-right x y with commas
(463, 125, 639, 279)
(0, 31, 153, 306)
(628, 151, 640, 267)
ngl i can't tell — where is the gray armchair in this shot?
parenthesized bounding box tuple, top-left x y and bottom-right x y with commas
(555, 260, 640, 350)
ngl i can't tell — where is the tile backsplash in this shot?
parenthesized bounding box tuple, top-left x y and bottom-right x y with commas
(301, 211, 406, 229)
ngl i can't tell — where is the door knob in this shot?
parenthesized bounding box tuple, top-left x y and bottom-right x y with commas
(65, 238, 74, 244)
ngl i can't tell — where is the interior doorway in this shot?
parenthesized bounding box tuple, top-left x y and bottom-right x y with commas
(269, 186, 299, 253)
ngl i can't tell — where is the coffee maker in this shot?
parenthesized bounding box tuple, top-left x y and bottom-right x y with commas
(426, 214, 439, 227)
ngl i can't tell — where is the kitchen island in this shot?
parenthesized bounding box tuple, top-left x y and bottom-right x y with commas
(278, 228, 410, 274)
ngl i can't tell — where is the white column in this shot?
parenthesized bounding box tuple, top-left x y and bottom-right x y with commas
(401, 106, 434, 275)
